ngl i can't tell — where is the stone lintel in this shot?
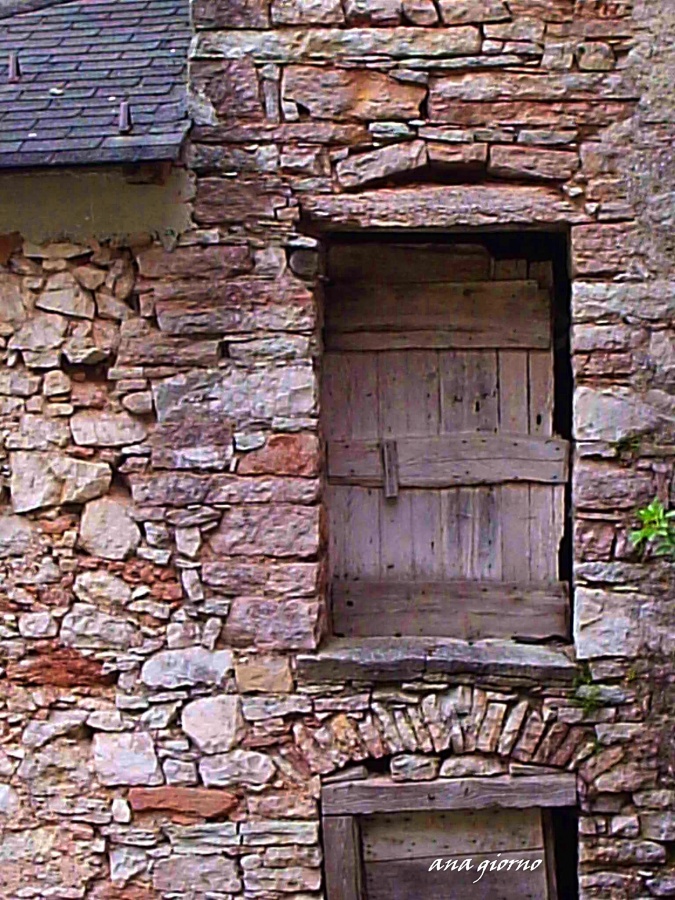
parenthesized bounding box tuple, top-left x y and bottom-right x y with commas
(300, 185, 591, 231)
(296, 637, 577, 685)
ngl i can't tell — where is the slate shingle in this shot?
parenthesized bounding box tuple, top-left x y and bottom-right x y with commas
(0, 0, 190, 168)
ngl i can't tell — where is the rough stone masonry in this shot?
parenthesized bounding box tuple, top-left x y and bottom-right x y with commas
(0, 0, 674, 898)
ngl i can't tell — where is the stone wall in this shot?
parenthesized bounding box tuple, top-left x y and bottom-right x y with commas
(0, 0, 674, 898)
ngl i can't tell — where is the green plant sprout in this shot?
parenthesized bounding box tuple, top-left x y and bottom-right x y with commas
(630, 498, 675, 559)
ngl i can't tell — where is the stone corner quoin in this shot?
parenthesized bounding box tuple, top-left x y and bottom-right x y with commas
(1, 0, 674, 898)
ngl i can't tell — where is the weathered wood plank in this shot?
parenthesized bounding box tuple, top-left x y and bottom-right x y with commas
(475, 485, 502, 581)
(543, 810, 559, 900)
(528, 349, 554, 436)
(328, 243, 492, 283)
(331, 580, 569, 640)
(341, 355, 380, 585)
(323, 815, 363, 900)
(440, 488, 462, 580)
(327, 434, 570, 487)
(326, 281, 551, 350)
(407, 351, 442, 581)
(500, 484, 531, 582)
(381, 440, 399, 499)
(530, 485, 556, 581)
(321, 353, 352, 441)
(411, 489, 442, 580)
(498, 351, 529, 433)
(362, 808, 544, 861)
(378, 351, 411, 577)
(326, 483, 348, 584)
(322, 774, 578, 816)
(364, 851, 548, 900)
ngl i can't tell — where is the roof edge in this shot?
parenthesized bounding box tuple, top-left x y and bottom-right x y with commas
(0, 0, 74, 19)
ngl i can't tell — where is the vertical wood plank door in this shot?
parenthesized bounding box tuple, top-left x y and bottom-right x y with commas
(322, 808, 559, 900)
(323, 243, 570, 642)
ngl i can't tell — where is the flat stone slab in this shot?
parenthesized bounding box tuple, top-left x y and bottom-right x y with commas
(296, 638, 577, 685)
(301, 185, 591, 230)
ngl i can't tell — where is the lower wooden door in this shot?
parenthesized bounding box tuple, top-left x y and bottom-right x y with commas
(324, 807, 558, 900)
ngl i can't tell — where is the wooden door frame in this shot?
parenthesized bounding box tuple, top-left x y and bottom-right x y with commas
(321, 773, 576, 900)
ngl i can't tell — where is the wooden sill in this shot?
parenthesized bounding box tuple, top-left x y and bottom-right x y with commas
(296, 637, 576, 685)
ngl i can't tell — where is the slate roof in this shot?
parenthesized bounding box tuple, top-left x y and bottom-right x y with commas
(0, 0, 191, 168)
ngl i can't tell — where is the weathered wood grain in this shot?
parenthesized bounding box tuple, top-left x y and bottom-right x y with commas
(328, 243, 492, 283)
(361, 808, 544, 861)
(327, 434, 570, 487)
(326, 281, 551, 350)
(331, 580, 569, 640)
(364, 850, 548, 900)
(322, 774, 578, 815)
(323, 815, 363, 900)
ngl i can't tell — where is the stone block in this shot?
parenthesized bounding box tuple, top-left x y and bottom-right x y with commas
(192, 0, 270, 27)
(440, 754, 506, 777)
(336, 140, 428, 189)
(152, 362, 317, 426)
(155, 276, 315, 336)
(73, 570, 132, 605)
(61, 604, 139, 650)
(576, 41, 616, 71)
(0, 513, 35, 557)
(210, 505, 321, 557)
(488, 145, 579, 180)
(390, 753, 439, 781)
(429, 72, 633, 113)
(153, 855, 241, 894)
(182, 695, 245, 753)
(137, 244, 252, 280)
(6, 413, 70, 450)
(6, 647, 110, 687)
(191, 59, 263, 121)
(302, 185, 589, 230)
(574, 462, 653, 512)
(79, 497, 141, 560)
(574, 386, 675, 443)
(93, 732, 162, 786)
(36, 274, 95, 319)
(235, 654, 294, 692)
(150, 416, 233, 471)
(238, 433, 319, 477)
(10, 451, 112, 512)
(224, 597, 322, 649)
(402, 0, 437, 23)
(572, 281, 675, 324)
(70, 411, 147, 447)
(18, 612, 58, 638)
(438, 0, 509, 22)
(202, 560, 321, 596)
(128, 786, 238, 818)
(140, 647, 234, 689)
(196, 27, 481, 64)
(283, 66, 425, 121)
(272, 0, 344, 23)
(194, 177, 287, 225)
(8, 313, 67, 355)
(200, 749, 276, 787)
(575, 587, 643, 659)
(572, 222, 640, 277)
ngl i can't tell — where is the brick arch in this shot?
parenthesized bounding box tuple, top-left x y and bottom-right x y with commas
(292, 688, 595, 784)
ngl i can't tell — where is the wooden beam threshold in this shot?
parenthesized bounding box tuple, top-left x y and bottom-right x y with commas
(322, 774, 577, 816)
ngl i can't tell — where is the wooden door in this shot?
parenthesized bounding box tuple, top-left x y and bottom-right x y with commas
(322, 243, 569, 641)
(323, 807, 558, 900)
